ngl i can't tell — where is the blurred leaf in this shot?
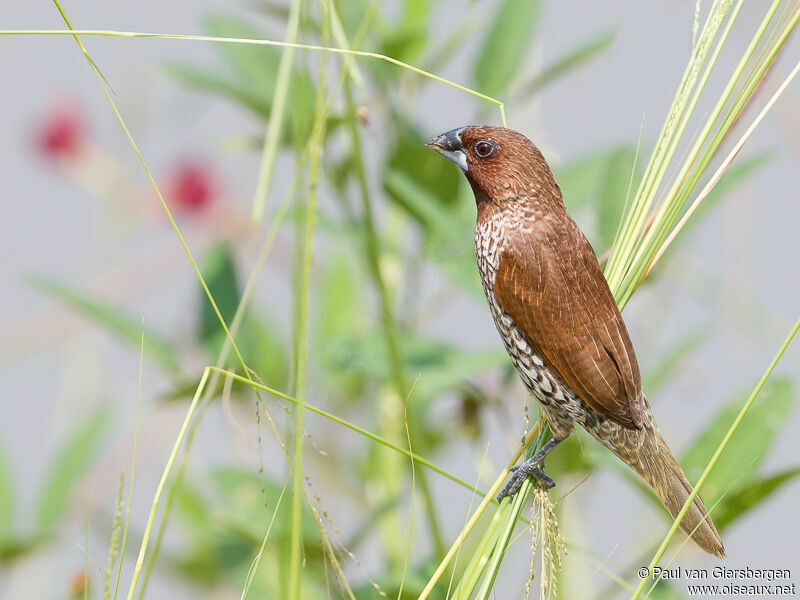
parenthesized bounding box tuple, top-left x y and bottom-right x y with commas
(204, 16, 282, 94)
(290, 69, 316, 153)
(413, 349, 509, 401)
(644, 328, 711, 395)
(384, 120, 461, 206)
(27, 276, 180, 373)
(555, 145, 640, 250)
(556, 145, 637, 214)
(210, 468, 320, 550)
(198, 243, 241, 354)
(318, 253, 364, 342)
(422, 18, 481, 75)
(36, 409, 110, 533)
(714, 466, 800, 530)
(515, 30, 615, 97)
(473, 0, 541, 97)
(239, 315, 289, 392)
(162, 16, 283, 121)
(333, 0, 371, 38)
(379, 0, 432, 64)
(384, 170, 480, 294)
(648, 580, 687, 600)
(681, 378, 794, 507)
(162, 63, 273, 120)
(0, 445, 13, 543)
(596, 147, 639, 250)
(673, 152, 772, 244)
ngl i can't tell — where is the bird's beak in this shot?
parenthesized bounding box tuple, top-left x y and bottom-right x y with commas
(425, 127, 468, 172)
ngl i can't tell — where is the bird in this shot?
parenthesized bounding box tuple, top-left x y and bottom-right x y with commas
(425, 125, 725, 558)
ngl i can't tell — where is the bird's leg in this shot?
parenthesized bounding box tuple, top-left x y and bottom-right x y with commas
(496, 437, 561, 502)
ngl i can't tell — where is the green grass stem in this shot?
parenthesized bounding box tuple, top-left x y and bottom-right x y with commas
(630, 314, 800, 600)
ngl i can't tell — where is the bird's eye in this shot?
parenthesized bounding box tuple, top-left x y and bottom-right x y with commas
(474, 140, 495, 159)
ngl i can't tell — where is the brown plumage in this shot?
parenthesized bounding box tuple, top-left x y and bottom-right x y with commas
(426, 125, 724, 558)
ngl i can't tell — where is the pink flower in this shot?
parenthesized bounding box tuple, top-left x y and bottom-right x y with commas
(36, 103, 85, 158)
(166, 162, 217, 213)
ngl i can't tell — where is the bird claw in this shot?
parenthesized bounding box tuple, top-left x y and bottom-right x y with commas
(496, 459, 555, 503)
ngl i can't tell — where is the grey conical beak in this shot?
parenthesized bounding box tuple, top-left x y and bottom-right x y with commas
(425, 126, 468, 172)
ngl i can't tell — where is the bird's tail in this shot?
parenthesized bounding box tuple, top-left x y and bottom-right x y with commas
(599, 423, 725, 558)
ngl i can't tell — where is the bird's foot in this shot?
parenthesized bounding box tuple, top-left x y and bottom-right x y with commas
(496, 458, 555, 502)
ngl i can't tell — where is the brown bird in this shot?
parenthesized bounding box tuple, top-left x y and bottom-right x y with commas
(426, 125, 724, 558)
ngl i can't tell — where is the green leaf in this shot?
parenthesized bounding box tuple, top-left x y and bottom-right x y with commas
(555, 145, 641, 251)
(36, 409, 110, 533)
(681, 378, 794, 507)
(27, 275, 180, 373)
(714, 466, 800, 530)
(0, 444, 14, 543)
(289, 70, 316, 153)
(378, 0, 432, 64)
(674, 152, 772, 242)
(198, 243, 241, 354)
(384, 120, 461, 207)
(413, 349, 509, 402)
(473, 0, 541, 97)
(556, 145, 637, 214)
(317, 253, 364, 342)
(162, 63, 273, 120)
(647, 580, 687, 600)
(644, 328, 711, 395)
(239, 315, 289, 392)
(203, 15, 281, 96)
(515, 30, 615, 97)
(333, 0, 370, 37)
(384, 170, 480, 294)
(597, 147, 639, 250)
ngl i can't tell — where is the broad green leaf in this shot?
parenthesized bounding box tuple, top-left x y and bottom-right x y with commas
(162, 63, 272, 120)
(317, 253, 364, 342)
(413, 349, 509, 401)
(644, 328, 711, 395)
(0, 444, 14, 542)
(378, 0, 432, 64)
(198, 243, 241, 354)
(648, 580, 687, 600)
(239, 315, 289, 392)
(289, 70, 316, 153)
(422, 18, 481, 75)
(555, 145, 641, 251)
(681, 378, 794, 507)
(27, 276, 180, 373)
(36, 409, 110, 533)
(473, 0, 541, 97)
(384, 120, 461, 207)
(204, 15, 281, 96)
(515, 30, 615, 97)
(597, 147, 639, 250)
(384, 170, 480, 294)
(672, 152, 772, 245)
(714, 466, 800, 530)
(210, 468, 320, 551)
(556, 145, 638, 215)
(333, 0, 371, 37)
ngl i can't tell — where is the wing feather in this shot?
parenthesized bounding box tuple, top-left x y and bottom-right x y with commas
(493, 213, 644, 428)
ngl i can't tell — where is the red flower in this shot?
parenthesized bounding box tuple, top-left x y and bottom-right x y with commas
(166, 162, 217, 213)
(36, 104, 85, 158)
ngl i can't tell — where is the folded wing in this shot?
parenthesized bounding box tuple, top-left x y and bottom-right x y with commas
(493, 212, 644, 429)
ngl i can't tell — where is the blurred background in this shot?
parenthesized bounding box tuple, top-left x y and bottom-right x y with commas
(1, 0, 799, 598)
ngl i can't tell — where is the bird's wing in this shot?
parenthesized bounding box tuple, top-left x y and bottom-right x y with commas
(493, 212, 644, 429)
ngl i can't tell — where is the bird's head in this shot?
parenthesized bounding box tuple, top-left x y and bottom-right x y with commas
(425, 125, 560, 206)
